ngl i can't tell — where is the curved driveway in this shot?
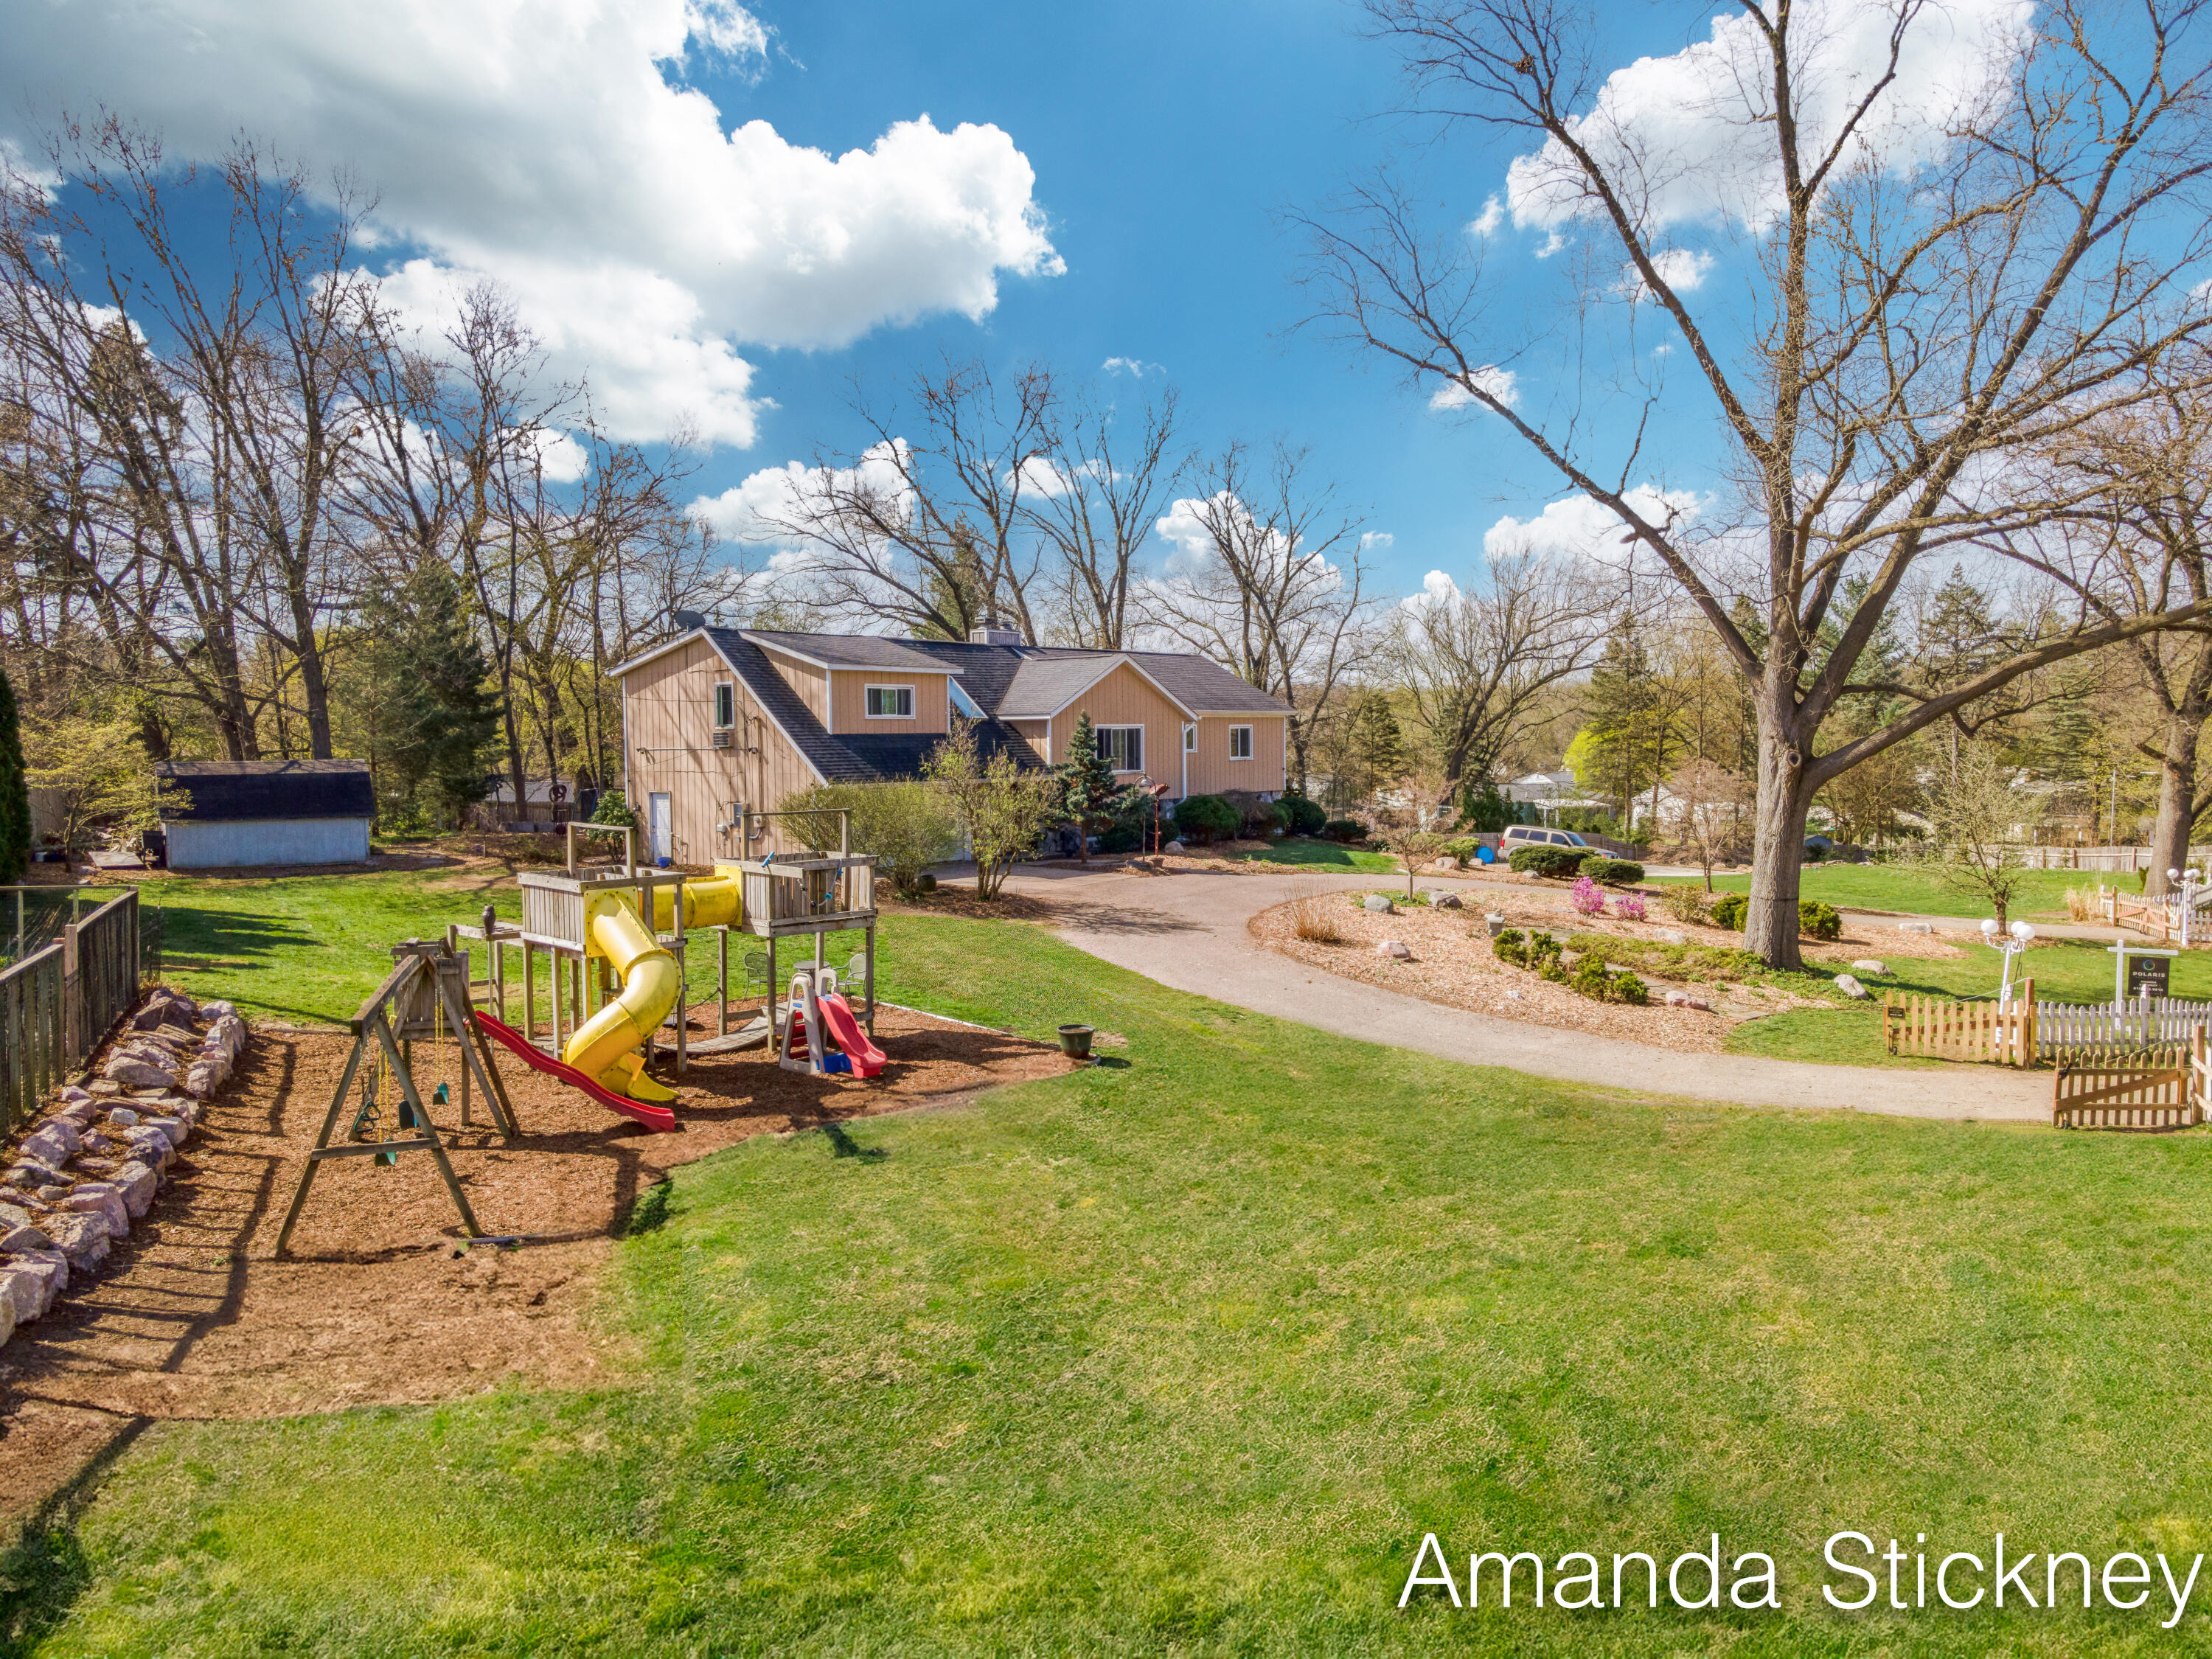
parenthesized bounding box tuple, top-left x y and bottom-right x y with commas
(994, 864, 2050, 1124)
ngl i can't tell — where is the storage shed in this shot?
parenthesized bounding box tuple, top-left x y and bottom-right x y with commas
(155, 759, 375, 870)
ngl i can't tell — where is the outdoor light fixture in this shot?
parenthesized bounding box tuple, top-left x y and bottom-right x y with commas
(1985, 917, 2037, 1009)
(2168, 866, 2204, 946)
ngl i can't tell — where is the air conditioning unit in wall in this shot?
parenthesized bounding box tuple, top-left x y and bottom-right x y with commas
(711, 730, 733, 748)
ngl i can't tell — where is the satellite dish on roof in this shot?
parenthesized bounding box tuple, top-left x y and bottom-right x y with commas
(673, 608, 708, 630)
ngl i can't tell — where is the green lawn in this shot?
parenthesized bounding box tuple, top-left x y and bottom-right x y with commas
(11, 886, 2212, 1654)
(1655, 862, 2103, 921)
(1217, 835, 1400, 874)
(1723, 934, 2212, 1066)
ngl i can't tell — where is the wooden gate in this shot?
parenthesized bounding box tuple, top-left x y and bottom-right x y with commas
(1883, 983, 2037, 1066)
(2051, 1029, 2212, 1130)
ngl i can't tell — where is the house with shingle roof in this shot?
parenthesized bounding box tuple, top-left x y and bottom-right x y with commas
(611, 619, 1291, 863)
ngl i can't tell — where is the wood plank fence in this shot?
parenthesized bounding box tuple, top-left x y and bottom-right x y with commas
(2051, 1030, 2211, 1130)
(0, 889, 142, 1134)
(1883, 982, 2037, 1066)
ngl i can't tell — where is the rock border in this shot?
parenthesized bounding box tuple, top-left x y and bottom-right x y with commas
(0, 986, 248, 1343)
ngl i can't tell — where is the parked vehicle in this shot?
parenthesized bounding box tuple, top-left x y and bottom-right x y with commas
(1500, 824, 1591, 852)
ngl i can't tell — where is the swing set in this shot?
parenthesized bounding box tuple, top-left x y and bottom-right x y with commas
(272, 939, 519, 1255)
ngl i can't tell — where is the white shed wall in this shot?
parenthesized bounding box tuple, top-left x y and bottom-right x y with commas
(164, 816, 372, 869)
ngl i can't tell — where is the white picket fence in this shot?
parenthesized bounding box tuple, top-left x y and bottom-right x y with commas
(2036, 996, 2212, 1055)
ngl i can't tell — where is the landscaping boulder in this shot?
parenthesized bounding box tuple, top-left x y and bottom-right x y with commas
(0, 1254, 63, 1322)
(111, 1162, 159, 1220)
(58, 1184, 128, 1239)
(1896, 920, 1933, 935)
(4, 1158, 67, 1191)
(1851, 959, 1887, 975)
(1427, 858, 1461, 874)
(0, 1220, 55, 1254)
(1162, 840, 1186, 855)
(1424, 890, 1464, 910)
(142, 1115, 189, 1150)
(1377, 940, 1413, 960)
(107, 1107, 140, 1128)
(1362, 894, 1395, 914)
(1833, 974, 1871, 1000)
(103, 1053, 180, 1091)
(18, 1123, 79, 1168)
(42, 1211, 108, 1271)
(1656, 928, 1687, 945)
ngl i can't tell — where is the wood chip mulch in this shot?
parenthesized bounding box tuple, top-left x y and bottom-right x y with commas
(0, 1005, 1076, 1517)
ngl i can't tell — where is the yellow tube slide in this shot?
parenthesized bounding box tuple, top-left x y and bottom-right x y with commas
(560, 869, 744, 1102)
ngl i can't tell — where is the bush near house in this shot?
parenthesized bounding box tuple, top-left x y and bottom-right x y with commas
(1579, 855, 1644, 886)
(1277, 793, 1327, 836)
(1222, 790, 1288, 838)
(1508, 845, 1587, 879)
(1711, 892, 1749, 930)
(1322, 818, 1368, 843)
(1172, 793, 1241, 846)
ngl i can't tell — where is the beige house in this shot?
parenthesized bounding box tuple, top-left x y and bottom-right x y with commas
(611, 622, 1291, 863)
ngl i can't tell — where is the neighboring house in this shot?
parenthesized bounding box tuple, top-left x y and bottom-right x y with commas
(611, 622, 1291, 863)
(154, 759, 374, 870)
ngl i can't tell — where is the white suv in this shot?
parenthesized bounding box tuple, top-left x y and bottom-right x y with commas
(1500, 825, 1591, 851)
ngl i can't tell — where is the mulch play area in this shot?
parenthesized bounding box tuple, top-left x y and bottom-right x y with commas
(0, 1004, 1072, 1519)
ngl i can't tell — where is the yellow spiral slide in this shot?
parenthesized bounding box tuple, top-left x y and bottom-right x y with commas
(560, 866, 743, 1101)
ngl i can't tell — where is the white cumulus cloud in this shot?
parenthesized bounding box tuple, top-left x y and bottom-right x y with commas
(1484, 486, 1702, 565)
(1622, 247, 1717, 301)
(1506, 0, 2032, 234)
(691, 442, 912, 544)
(3, 0, 1062, 450)
(1428, 366, 1521, 412)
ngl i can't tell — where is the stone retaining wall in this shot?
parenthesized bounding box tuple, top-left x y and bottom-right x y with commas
(0, 986, 248, 1344)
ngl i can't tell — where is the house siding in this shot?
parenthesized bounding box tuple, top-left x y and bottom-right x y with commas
(760, 647, 830, 728)
(830, 669, 948, 735)
(1187, 714, 1287, 796)
(623, 636, 821, 862)
(1046, 664, 1187, 782)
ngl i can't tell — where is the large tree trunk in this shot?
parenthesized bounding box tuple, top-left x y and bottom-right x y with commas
(1743, 692, 1815, 970)
(2146, 712, 2204, 895)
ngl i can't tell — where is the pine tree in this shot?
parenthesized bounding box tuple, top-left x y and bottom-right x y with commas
(1582, 612, 1659, 814)
(1341, 689, 1408, 801)
(0, 668, 27, 879)
(362, 560, 505, 828)
(1058, 712, 1121, 864)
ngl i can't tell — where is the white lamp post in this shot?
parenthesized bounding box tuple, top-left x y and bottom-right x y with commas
(1981, 917, 2037, 1009)
(2167, 866, 2202, 947)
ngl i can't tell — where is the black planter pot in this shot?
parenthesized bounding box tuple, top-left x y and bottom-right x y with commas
(1057, 1024, 1095, 1060)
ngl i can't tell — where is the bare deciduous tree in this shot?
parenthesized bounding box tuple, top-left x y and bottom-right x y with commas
(1143, 440, 1375, 791)
(1304, 0, 2212, 966)
(1390, 548, 1613, 790)
(1030, 386, 1183, 648)
(762, 359, 1057, 642)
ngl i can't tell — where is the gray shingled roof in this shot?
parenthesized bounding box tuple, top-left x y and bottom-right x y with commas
(742, 630, 951, 673)
(705, 629, 1043, 783)
(998, 655, 1133, 719)
(1119, 652, 1288, 714)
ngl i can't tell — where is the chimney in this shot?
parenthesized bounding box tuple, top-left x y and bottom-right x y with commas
(968, 616, 1022, 646)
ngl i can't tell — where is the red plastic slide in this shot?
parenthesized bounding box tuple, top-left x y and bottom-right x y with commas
(813, 992, 887, 1077)
(471, 1010, 679, 1132)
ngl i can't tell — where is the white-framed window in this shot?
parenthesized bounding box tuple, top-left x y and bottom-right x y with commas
(1096, 724, 1144, 773)
(1228, 724, 1253, 760)
(713, 682, 734, 729)
(1183, 723, 1196, 753)
(865, 684, 915, 719)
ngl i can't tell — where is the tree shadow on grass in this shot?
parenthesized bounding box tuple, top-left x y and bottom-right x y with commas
(0, 1416, 150, 1659)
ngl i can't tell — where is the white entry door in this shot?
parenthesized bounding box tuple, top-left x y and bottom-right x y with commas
(649, 792, 673, 863)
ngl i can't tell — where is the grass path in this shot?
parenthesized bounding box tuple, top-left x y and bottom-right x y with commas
(6, 909, 2212, 1654)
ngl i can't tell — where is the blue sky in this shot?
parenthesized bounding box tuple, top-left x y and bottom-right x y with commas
(0, 0, 2052, 604)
